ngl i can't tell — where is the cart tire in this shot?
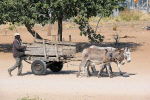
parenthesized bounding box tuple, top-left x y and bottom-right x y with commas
(31, 60, 47, 75)
(47, 62, 63, 72)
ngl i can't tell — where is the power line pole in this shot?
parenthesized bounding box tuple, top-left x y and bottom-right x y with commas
(147, 0, 149, 13)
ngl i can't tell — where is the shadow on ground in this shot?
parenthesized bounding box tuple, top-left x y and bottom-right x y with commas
(46, 70, 77, 75)
(22, 70, 77, 76)
(22, 72, 33, 76)
(0, 44, 12, 52)
(76, 42, 141, 53)
(90, 71, 136, 78)
(20, 70, 136, 78)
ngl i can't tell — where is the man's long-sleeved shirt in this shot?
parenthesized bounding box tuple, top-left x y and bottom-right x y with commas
(12, 39, 26, 58)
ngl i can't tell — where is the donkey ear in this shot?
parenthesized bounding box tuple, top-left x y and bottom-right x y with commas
(115, 48, 121, 52)
(127, 48, 131, 52)
(121, 48, 125, 50)
(119, 48, 124, 51)
(105, 49, 108, 53)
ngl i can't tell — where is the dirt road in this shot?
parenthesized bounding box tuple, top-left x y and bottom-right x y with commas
(0, 47, 150, 100)
(0, 22, 150, 100)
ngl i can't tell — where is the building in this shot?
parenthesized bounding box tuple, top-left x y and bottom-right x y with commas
(126, 0, 150, 13)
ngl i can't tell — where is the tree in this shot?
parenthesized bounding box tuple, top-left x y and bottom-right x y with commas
(0, 0, 125, 42)
(0, 0, 50, 39)
(46, 0, 125, 42)
(0, 0, 78, 41)
(74, 0, 125, 43)
(48, 0, 125, 42)
(48, 0, 79, 41)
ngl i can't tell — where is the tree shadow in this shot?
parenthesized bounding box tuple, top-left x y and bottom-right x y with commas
(0, 42, 141, 53)
(76, 42, 141, 53)
(0, 44, 12, 52)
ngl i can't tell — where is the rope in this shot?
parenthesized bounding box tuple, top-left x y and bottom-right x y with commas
(68, 63, 80, 66)
(24, 59, 32, 64)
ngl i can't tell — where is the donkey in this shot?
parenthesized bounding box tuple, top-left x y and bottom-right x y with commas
(97, 47, 131, 77)
(89, 45, 116, 74)
(89, 45, 131, 76)
(77, 47, 114, 77)
(108, 47, 131, 75)
(77, 46, 131, 77)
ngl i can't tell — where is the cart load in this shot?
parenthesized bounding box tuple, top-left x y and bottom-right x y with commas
(24, 40, 76, 75)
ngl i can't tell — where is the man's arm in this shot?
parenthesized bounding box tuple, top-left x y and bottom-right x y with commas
(14, 40, 26, 51)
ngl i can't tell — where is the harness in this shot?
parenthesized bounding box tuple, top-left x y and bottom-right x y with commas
(108, 51, 126, 64)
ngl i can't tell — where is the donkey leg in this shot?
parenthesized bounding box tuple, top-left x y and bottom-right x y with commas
(87, 63, 91, 76)
(98, 65, 105, 78)
(105, 65, 108, 73)
(108, 63, 113, 74)
(91, 64, 96, 73)
(84, 60, 91, 77)
(76, 62, 82, 77)
(77, 59, 87, 77)
(106, 64, 113, 78)
(117, 63, 123, 76)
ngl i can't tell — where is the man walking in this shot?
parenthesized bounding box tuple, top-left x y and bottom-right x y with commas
(8, 33, 26, 76)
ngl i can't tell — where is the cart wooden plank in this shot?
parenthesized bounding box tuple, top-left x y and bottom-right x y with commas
(24, 41, 76, 60)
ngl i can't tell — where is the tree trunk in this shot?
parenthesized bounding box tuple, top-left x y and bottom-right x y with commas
(58, 17, 63, 41)
(25, 24, 42, 39)
(47, 24, 52, 36)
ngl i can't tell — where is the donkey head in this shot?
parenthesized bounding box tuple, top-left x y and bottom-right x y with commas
(123, 48, 131, 63)
(115, 47, 131, 65)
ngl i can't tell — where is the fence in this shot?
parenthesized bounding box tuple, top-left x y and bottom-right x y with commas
(126, 0, 150, 13)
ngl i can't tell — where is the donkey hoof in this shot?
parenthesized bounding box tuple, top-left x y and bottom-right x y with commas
(97, 75, 101, 78)
(86, 75, 90, 77)
(120, 73, 123, 76)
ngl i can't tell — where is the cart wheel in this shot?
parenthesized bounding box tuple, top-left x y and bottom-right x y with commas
(31, 60, 47, 75)
(47, 62, 63, 72)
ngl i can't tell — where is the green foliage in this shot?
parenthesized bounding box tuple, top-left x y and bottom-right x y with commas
(8, 24, 16, 31)
(0, 0, 125, 42)
(49, 0, 78, 23)
(0, 0, 50, 26)
(73, 0, 124, 43)
(0, 0, 50, 39)
(74, 15, 104, 43)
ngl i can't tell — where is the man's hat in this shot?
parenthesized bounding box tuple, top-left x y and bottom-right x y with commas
(14, 33, 20, 36)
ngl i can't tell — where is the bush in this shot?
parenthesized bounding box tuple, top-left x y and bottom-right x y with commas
(8, 24, 16, 31)
(89, 10, 149, 23)
(119, 10, 141, 21)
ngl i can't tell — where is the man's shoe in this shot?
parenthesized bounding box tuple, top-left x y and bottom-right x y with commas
(8, 69, 12, 76)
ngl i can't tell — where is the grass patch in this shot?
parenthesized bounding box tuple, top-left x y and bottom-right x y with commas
(17, 96, 44, 100)
(119, 10, 141, 21)
(89, 10, 150, 24)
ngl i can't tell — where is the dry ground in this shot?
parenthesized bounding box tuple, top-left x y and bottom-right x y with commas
(0, 21, 150, 100)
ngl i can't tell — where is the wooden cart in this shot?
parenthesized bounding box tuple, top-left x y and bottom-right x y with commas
(24, 40, 76, 75)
